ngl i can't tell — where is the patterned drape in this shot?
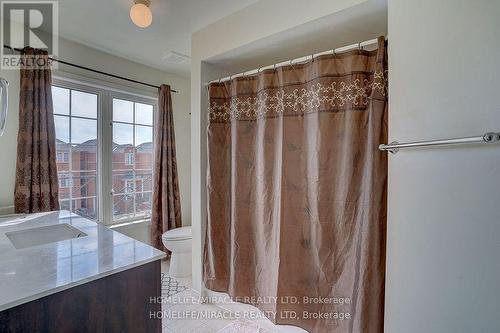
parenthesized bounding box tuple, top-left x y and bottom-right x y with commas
(205, 37, 388, 332)
(151, 85, 182, 252)
(14, 48, 59, 213)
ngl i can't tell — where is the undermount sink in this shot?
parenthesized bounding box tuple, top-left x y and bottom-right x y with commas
(5, 223, 87, 249)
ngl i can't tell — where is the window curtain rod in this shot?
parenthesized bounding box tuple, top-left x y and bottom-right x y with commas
(206, 36, 386, 86)
(3, 45, 178, 93)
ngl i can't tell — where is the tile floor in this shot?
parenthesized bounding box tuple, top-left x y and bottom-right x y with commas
(160, 261, 307, 333)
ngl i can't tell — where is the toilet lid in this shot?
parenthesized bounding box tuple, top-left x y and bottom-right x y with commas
(163, 226, 192, 241)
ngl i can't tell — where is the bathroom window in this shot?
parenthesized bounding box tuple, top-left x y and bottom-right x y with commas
(52, 79, 156, 225)
(53, 86, 98, 221)
(112, 98, 154, 223)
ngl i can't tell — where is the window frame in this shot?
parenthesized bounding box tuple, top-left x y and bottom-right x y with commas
(53, 76, 157, 226)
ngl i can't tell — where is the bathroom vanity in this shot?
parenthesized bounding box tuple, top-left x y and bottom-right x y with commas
(0, 211, 165, 333)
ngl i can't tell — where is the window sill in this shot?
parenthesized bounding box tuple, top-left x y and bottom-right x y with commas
(109, 218, 151, 229)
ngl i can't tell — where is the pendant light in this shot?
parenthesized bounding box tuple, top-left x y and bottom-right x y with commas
(130, 0, 152, 28)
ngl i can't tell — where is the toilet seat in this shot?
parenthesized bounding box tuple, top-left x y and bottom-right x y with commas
(163, 226, 192, 241)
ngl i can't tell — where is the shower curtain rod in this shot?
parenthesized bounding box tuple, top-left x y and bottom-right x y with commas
(206, 37, 384, 85)
(2, 45, 178, 93)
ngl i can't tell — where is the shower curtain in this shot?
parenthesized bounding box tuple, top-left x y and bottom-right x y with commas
(205, 37, 387, 333)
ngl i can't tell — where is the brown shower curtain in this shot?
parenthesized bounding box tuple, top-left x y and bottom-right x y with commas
(205, 37, 387, 332)
(151, 84, 182, 252)
(14, 48, 59, 213)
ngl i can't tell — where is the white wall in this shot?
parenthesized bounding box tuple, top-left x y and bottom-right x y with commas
(385, 0, 500, 332)
(0, 33, 191, 227)
(191, 0, 387, 294)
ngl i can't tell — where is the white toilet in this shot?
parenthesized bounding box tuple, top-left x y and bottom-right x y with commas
(161, 226, 192, 277)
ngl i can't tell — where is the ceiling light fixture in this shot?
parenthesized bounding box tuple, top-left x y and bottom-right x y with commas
(130, 0, 152, 28)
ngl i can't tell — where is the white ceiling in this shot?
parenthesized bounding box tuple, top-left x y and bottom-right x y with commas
(207, 0, 387, 75)
(57, 0, 259, 76)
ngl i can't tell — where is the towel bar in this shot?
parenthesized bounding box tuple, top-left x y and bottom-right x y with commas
(379, 132, 500, 154)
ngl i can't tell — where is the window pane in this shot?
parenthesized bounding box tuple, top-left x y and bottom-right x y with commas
(54, 87, 99, 222)
(113, 99, 133, 123)
(58, 173, 70, 200)
(135, 192, 151, 218)
(72, 198, 97, 221)
(71, 90, 97, 118)
(135, 103, 153, 125)
(124, 153, 134, 165)
(71, 171, 97, 198)
(56, 143, 70, 174)
(112, 171, 134, 194)
(135, 171, 152, 192)
(113, 123, 134, 170)
(135, 146, 152, 170)
(111, 104, 154, 223)
(54, 115, 69, 143)
(113, 195, 134, 221)
(59, 200, 70, 211)
(72, 142, 97, 172)
(71, 118, 97, 144)
(113, 122, 133, 145)
(52, 87, 69, 115)
(135, 125, 152, 146)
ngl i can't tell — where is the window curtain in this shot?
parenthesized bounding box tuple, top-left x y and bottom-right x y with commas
(205, 37, 388, 332)
(151, 84, 182, 252)
(14, 48, 59, 213)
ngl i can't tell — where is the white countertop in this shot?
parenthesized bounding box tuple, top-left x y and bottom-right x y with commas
(0, 210, 166, 311)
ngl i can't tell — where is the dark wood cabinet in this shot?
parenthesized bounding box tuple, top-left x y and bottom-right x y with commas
(0, 260, 162, 333)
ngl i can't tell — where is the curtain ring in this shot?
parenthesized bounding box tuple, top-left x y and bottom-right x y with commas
(311, 54, 314, 62)
(273, 64, 276, 71)
(358, 42, 362, 52)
